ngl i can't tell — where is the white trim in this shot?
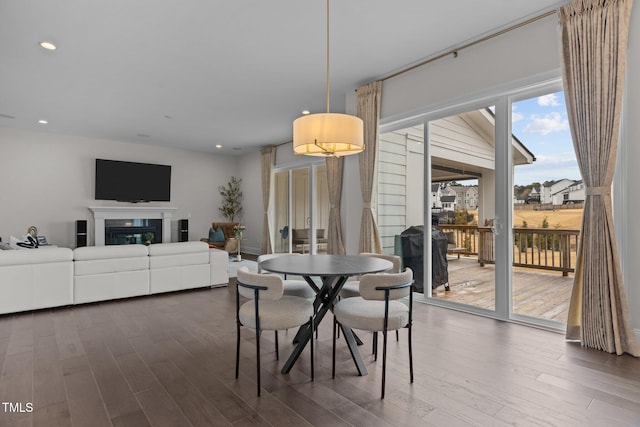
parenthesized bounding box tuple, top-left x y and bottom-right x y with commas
(380, 69, 563, 134)
(89, 206, 177, 246)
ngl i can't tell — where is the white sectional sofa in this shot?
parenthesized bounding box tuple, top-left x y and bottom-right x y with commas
(0, 247, 74, 315)
(0, 241, 229, 314)
(148, 241, 228, 294)
(73, 244, 150, 304)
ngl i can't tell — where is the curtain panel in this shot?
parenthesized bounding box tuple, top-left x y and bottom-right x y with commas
(326, 156, 346, 254)
(357, 81, 383, 254)
(260, 147, 275, 255)
(560, 0, 639, 356)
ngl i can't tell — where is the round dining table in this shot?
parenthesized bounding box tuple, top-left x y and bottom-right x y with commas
(259, 254, 393, 375)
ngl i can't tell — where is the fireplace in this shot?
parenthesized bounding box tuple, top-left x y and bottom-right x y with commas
(105, 218, 162, 245)
(89, 206, 176, 246)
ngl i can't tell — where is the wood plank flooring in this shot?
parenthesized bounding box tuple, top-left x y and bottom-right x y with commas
(0, 283, 639, 426)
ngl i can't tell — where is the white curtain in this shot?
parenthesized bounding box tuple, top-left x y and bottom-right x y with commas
(357, 81, 383, 254)
(260, 147, 275, 254)
(560, 0, 639, 356)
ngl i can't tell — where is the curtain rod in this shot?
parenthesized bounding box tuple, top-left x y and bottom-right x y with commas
(381, 9, 557, 82)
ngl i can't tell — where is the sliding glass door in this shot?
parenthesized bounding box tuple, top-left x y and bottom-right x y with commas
(272, 163, 329, 254)
(377, 78, 573, 329)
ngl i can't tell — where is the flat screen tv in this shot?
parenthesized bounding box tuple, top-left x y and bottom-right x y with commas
(95, 159, 171, 202)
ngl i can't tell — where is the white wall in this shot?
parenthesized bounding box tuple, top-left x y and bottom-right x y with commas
(237, 149, 262, 255)
(0, 128, 238, 248)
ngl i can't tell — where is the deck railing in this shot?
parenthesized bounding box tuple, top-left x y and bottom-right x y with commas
(439, 225, 580, 276)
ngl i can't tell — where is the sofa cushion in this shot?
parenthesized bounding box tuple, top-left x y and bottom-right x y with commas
(73, 245, 149, 261)
(148, 241, 209, 256)
(74, 257, 149, 276)
(0, 247, 73, 266)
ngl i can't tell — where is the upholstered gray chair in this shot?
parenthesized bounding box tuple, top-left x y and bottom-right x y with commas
(332, 268, 414, 399)
(236, 267, 314, 396)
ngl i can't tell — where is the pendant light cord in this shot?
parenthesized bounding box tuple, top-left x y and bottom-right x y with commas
(326, 0, 331, 114)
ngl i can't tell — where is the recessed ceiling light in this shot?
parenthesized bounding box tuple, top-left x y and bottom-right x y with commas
(38, 119, 48, 124)
(39, 41, 57, 50)
(302, 110, 310, 115)
(215, 144, 222, 149)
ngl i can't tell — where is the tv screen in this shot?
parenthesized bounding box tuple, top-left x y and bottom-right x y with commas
(95, 159, 171, 202)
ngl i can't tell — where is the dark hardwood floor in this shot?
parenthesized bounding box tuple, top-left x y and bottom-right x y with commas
(0, 281, 639, 426)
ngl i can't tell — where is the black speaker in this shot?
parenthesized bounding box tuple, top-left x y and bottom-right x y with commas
(178, 219, 189, 242)
(76, 220, 87, 248)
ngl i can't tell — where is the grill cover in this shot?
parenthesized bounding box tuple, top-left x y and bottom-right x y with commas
(396, 225, 448, 292)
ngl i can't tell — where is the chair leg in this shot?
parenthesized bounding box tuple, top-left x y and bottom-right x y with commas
(256, 329, 261, 397)
(373, 332, 378, 360)
(310, 317, 314, 381)
(381, 329, 388, 399)
(408, 325, 414, 383)
(235, 321, 240, 379)
(275, 330, 279, 361)
(332, 315, 337, 379)
(396, 330, 399, 342)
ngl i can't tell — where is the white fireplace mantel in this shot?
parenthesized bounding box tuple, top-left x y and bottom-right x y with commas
(89, 206, 177, 246)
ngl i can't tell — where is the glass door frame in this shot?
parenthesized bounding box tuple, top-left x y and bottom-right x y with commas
(379, 73, 565, 326)
(272, 159, 325, 255)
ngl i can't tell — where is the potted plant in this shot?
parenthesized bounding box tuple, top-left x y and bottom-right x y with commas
(218, 177, 243, 221)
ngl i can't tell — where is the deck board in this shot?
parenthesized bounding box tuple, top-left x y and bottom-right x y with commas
(432, 256, 573, 322)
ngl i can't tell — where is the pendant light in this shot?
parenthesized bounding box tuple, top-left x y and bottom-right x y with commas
(292, 0, 364, 157)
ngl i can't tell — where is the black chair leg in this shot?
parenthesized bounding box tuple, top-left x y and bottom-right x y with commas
(381, 329, 388, 399)
(373, 332, 378, 360)
(256, 329, 261, 397)
(235, 321, 240, 379)
(275, 331, 279, 360)
(408, 325, 414, 383)
(396, 330, 399, 342)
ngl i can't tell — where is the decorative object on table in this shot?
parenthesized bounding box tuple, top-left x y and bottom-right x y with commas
(233, 224, 246, 261)
(218, 176, 243, 221)
(144, 232, 155, 246)
(292, 0, 363, 157)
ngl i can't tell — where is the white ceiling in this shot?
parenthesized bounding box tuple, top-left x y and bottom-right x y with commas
(0, 0, 567, 155)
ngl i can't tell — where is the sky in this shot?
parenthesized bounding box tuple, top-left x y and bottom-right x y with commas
(511, 91, 582, 186)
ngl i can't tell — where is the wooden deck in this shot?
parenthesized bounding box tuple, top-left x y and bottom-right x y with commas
(431, 256, 573, 323)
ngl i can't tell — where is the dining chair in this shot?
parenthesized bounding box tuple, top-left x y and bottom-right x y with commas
(339, 253, 402, 352)
(332, 268, 414, 399)
(258, 253, 320, 339)
(257, 253, 316, 299)
(236, 266, 314, 396)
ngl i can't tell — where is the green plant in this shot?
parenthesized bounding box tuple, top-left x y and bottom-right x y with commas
(218, 177, 243, 221)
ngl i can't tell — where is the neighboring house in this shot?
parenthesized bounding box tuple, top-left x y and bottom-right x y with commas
(431, 183, 442, 208)
(541, 179, 575, 204)
(527, 186, 541, 203)
(440, 195, 457, 211)
(562, 180, 585, 204)
(446, 185, 478, 210)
